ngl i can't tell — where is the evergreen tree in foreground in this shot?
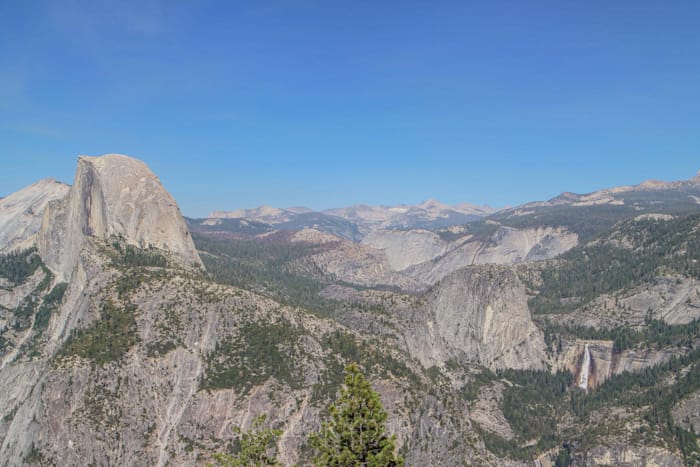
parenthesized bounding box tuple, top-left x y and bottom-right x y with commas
(310, 363, 404, 466)
(209, 415, 282, 467)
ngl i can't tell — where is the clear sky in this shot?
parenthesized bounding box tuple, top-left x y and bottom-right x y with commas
(1, 1, 699, 216)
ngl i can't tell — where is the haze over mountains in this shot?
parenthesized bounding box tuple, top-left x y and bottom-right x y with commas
(206, 199, 496, 241)
(203, 170, 700, 238)
(2, 154, 700, 465)
(189, 169, 700, 290)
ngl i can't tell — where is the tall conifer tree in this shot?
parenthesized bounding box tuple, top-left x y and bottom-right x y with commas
(310, 363, 403, 466)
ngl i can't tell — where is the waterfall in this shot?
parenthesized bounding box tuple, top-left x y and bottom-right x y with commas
(578, 343, 591, 390)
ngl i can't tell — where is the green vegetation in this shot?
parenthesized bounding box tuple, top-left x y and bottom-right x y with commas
(108, 238, 168, 268)
(527, 214, 700, 314)
(476, 369, 573, 460)
(476, 347, 700, 463)
(81, 379, 123, 430)
(437, 221, 500, 243)
(146, 339, 177, 357)
(12, 281, 69, 361)
(554, 445, 573, 467)
(310, 363, 404, 466)
(542, 318, 700, 352)
(570, 349, 700, 462)
(475, 425, 531, 462)
(460, 215, 700, 462)
(11, 264, 54, 333)
(33, 282, 68, 333)
(0, 248, 42, 284)
(495, 204, 637, 242)
(313, 331, 418, 403)
(498, 369, 572, 449)
(208, 415, 282, 467)
(459, 365, 497, 401)
(57, 300, 139, 366)
(187, 217, 274, 237)
(194, 234, 338, 315)
(23, 442, 50, 465)
(201, 320, 305, 393)
(146, 305, 184, 357)
(12, 295, 41, 331)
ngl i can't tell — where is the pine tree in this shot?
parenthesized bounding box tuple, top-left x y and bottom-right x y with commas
(209, 415, 282, 467)
(310, 363, 404, 466)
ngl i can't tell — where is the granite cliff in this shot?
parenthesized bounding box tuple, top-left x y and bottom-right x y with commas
(404, 265, 547, 371)
(1, 157, 698, 466)
(37, 155, 202, 281)
(0, 179, 69, 253)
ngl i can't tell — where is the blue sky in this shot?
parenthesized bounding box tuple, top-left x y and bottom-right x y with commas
(1, 1, 699, 216)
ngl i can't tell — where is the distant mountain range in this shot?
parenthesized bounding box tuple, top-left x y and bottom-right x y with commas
(3, 156, 700, 465)
(196, 171, 700, 243)
(208, 199, 496, 238)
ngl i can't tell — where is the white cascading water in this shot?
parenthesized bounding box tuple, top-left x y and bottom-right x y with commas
(578, 343, 591, 390)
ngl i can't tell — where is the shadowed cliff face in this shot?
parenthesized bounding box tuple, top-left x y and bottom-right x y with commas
(37, 155, 202, 281)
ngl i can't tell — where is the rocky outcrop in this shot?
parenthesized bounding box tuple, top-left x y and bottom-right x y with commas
(554, 339, 681, 389)
(469, 381, 515, 439)
(0, 179, 69, 252)
(502, 169, 700, 213)
(406, 226, 578, 285)
(0, 248, 494, 466)
(405, 265, 547, 370)
(297, 238, 426, 291)
(0, 268, 46, 311)
(672, 390, 700, 435)
(579, 444, 683, 466)
(5, 155, 698, 466)
(37, 155, 202, 281)
(361, 229, 448, 271)
(543, 275, 700, 332)
(284, 230, 428, 291)
(324, 199, 495, 232)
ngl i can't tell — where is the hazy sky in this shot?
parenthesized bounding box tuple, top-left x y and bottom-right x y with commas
(1, 1, 699, 216)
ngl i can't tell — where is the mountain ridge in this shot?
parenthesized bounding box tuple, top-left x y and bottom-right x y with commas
(37, 154, 202, 281)
(1, 156, 700, 465)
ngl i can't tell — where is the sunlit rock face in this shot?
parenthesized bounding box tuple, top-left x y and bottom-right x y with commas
(0, 179, 69, 252)
(405, 264, 547, 370)
(404, 225, 578, 285)
(38, 154, 202, 280)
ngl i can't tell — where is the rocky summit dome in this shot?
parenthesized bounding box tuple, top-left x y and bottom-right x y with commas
(38, 154, 202, 280)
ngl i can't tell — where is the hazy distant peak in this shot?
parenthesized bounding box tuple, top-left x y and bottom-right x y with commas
(285, 206, 314, 214)
(511, 169, 700, 213)
(454, 202, 496, 212)
(418, 198, 446, 209)
(210, 205, 295, 222)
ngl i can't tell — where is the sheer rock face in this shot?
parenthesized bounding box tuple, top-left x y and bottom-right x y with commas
(553, 339, 681, 390)
(405, 226, 578, 285)
(406, 265, 546, 370)
(37, 155, 202, 280)
(0, 179, 69, 252)
(361, 229, 448, 271)
(672, 390, 700, 435)
(0, 254, 488, 466)
(581, 444, 683, 467)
